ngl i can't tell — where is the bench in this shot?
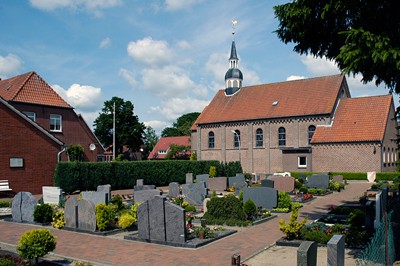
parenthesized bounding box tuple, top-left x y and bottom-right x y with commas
(0, 180, 12, 192)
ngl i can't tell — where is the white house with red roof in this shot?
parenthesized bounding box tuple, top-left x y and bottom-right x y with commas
(0, 71, 104, 193)
(191, 38, 398, 174)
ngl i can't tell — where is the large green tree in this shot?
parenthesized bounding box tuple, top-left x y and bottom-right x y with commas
(161, 112, 200, 137)
(93, 97, 145, 157)
(142, 126, 159, 159)
(274, 0, 400, 92)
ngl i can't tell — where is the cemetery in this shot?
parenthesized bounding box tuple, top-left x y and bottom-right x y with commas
(0, 171, 399, 265)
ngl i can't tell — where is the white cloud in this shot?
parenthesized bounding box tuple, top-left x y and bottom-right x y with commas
(52, 83, 102, 111)
(165, 0, 203, 11)
(151, 97, 209, 121)
(176, 40, 191, 49)
(127, 37, 172, 66)
(242, 68, 261, 86)
(144, 120, 170, 135)
(286, 75, 306, 81)
(29, 0, 121, 12)
(205, 53, 228, 91)
(0, 54, 23, 78)
(300, 55, 339, 76)
(119, 68, 137, 87)
(99, 37, 111, 49)
(141, 65, 206, 97)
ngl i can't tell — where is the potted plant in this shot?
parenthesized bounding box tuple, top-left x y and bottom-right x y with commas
(196, 226, 208, 239)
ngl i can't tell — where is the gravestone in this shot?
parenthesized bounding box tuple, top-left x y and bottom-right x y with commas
(196, 174, 209, 188)
(186, 173, 193, 184)
(64, 197, 96, 232)
(138, 195, 186, 243)
(374, 191, 382, 229)
(167, 182, 180, 198)
(134, 179, 156, 191)
(208, 177, 227, 191)
(242, 187, 278, 210)
(327, 235, 345, 266)
(181, 182, 207, 206)
(332, 175, 344, 183)
(306, 174, 330, 189)
(367, 172, 376, 183)
(203, 198, 211, 213)
(261, 179, 274, 188)
(134, 189, 162, 204)
(12, 192, 36, 222)
(42, 186, 63, 205)
(97, 184, 112, 202)
(297, 241, 317, 266)
(228, 175, 247, 194)
(269, 176, 295, 192)
(82, 190, 109, 206)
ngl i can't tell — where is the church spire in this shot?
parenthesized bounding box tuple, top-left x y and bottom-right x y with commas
(225, 19, 243, 96)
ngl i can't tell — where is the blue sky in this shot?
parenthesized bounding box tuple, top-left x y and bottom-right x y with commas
(0, 0, 397, 134)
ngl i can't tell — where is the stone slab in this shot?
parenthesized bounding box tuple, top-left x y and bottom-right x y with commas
(42, 186, 62, 205)
(165, 201, 186, 243)
(196, 174, 209, 188)
(306, 174, 330, 189)
(97, 184, 112, 202)
(77, 199, 97, 232)
(332, 175, 344, 183)
(64, 197, 79, 228)
(261, 179, 274, 188)
(181, 182, 207, 206)
(269, 176, 295, 192)
(327, 235, 345, 266)
(186, 173, 193, 184)
(167, 182, 180, 198)
(367, 172, 376, 183)
(208, 177, 227, 191)
(297, 241, 317, 266)
(137, 201, 150, 239)
(12, 192, 36, 222)
(134, 189, 162, 204)
(228, 176, 247, 193)
(149, 196, 166, 242)
(242, 187, 278, 210)
(82, 191, 109, 206)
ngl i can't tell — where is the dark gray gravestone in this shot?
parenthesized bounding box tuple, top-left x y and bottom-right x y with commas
(186, 173, 193, 184)
(137, 201, 150, 239)
(137, 179, 144, 187)
(137, 195, 186, 243)
(242, 187, 278, 210)
(181, 182, 207, 206)
(134, 179, 156, 191)
(12, 192, 36, 222)
(82, 191, 109, 206)
(64, 197, 79, 229)
(149, 196, 166, 241)
(167, 182, 180, 198)
(261, 179, 274, 188)
(208, 177, 227, 191)
(77, 199, 96, 232)
(306, 174, 330, 189)
(196, 174, 209, 188)
(134, 189, 162, 204)
(165, 201, 186, 243)
(297, 241, 317, 266)
(228, 176, 247, 193)
(327, 235, 345, 266)
(269, 176, 295, 192)
(97, 184, 112, 202)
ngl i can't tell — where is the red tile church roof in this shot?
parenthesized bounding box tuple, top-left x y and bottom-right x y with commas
(0, 71, 72, 108)
(311, 95, 393, 143)
(192, 74, 345, 129)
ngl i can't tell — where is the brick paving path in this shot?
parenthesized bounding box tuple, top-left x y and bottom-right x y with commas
(0, 181, 371, 266)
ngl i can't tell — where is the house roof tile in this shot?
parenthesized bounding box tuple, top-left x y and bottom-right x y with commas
(311, 95, 393, 143)
(149, 136, 191, 159)
(0, 71, 72, 108)
(192, 74, 345, 129)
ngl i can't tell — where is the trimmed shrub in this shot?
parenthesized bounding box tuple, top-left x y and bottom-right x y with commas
(204, 194, 246, 221)
(17, 229, 56, 264)
(95, 204, 116, 231)
(299, 186, 308, 193)
(279, 209, 307, 240)
(118, 213, 135, 229)
(51, 209, 65, 229)
(243, 199, 257, 217)
(277, 192, 292, 210)
(184, 204, 196, 212)
(33, 204, 54, 223)
(0, 201, 11, 208)
(348, 210, 365, 228)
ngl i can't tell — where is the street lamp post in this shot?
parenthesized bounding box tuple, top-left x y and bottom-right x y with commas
(112, 102, 116, 160)
(231, 130, 241, 163)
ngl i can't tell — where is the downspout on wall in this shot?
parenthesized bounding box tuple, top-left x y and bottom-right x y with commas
(58, 145, 67, 162)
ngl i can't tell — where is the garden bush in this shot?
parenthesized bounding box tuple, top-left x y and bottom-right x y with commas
(329, 180, 344, 191)
(299, 186, 308, 193)
(33, 204, 54, 223)
(118, 213, 135, 229)
(95, 204, 116, 231)
(51, 209, 65, 229)
(348, 209, 365, 228)
(17, 229, 56, 265)
(243, 199, 257, 217)
(279, 209, 307, 240)
(110, 195, 125, 213)
(0, 201, 11, 208)
(204, 194, 246, 222)
(277, 192, 292, 210)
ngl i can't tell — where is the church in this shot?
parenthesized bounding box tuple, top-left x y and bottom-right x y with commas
(191, 36, 398, 174)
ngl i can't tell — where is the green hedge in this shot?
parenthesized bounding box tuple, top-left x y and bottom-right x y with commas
(54, 160, 242, 193)
(376, 172, 400, 181)
(291, 172, 400, 181)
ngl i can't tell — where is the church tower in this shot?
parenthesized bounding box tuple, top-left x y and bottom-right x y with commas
(225, 20, 243, 96)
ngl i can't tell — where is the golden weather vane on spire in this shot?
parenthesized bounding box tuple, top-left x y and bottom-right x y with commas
(231, 19, 237, 39)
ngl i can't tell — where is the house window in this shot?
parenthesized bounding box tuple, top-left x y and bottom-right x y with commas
(50, 114, 62, 132)
(256, 128, 263, 147)
(233, 130, 240, 148)
(23, 111, 36, 122)
(298, 156, 307, 168)
(278, 127, 286, 146)
(308, 125, 316, 144)
(158, 150, 167, 154)
(208, 131, 215, 148)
